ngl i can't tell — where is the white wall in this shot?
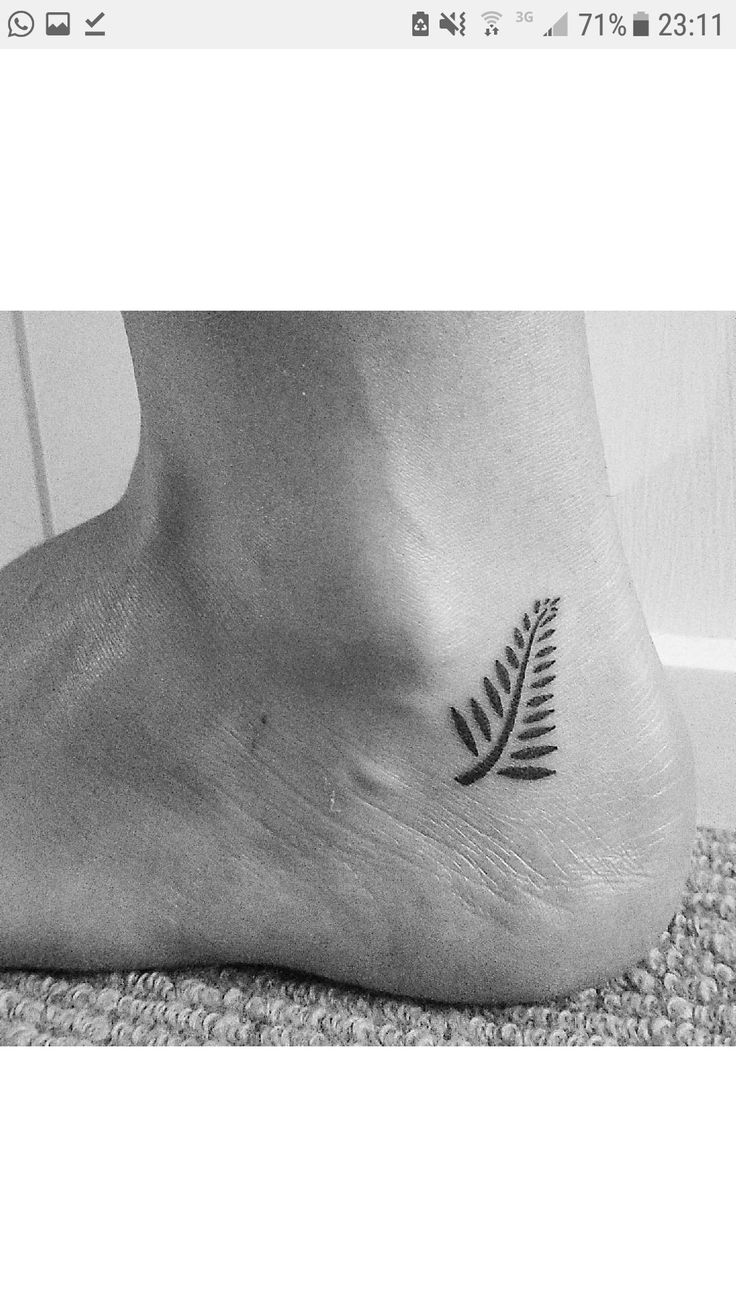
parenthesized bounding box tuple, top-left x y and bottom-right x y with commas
(0, 311, 139, 550)
(1, 311, 734, 824)
(588, 312, 736, 640)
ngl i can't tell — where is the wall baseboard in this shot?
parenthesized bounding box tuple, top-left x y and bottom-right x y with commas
(653, 635, 736, 830)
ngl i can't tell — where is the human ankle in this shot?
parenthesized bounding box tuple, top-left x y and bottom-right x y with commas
(118, 310, 618, 694)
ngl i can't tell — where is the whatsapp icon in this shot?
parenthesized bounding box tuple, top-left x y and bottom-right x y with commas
(8, 10, 35, 36)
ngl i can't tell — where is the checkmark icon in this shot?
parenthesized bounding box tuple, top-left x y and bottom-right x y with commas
(85, 11, 105, 29)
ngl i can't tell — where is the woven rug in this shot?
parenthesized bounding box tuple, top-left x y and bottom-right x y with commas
(1, 826, 734, 1046)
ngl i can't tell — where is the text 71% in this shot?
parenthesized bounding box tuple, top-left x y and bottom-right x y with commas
(580, 12, 628, 34)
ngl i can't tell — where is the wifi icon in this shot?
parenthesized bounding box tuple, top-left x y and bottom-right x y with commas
(482, 9, 502, 35)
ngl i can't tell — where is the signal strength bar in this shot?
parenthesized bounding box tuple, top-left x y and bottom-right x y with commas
(543, 11, 568, 36)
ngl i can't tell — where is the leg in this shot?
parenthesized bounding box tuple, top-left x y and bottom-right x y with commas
(0, 312, 695, 1002)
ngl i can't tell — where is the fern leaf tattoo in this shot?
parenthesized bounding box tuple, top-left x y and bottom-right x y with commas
(450, 597, 560, 785)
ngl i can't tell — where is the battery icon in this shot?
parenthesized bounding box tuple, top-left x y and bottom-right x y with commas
(632, 11, 650, 35)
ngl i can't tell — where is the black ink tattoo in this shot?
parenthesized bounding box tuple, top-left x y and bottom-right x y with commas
(450, 597, 560, 785)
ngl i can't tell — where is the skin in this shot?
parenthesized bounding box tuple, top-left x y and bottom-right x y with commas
(0, 313, 695, 1002)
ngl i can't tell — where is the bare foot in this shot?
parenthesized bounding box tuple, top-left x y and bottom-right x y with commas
(0, 312, 695, 1003)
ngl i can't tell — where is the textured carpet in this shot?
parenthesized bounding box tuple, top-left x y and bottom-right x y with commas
(1, 826, 734, 1046)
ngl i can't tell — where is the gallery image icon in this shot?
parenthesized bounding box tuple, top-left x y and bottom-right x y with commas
(439, 10, 466, 35)
(482, 9, 502, 35)
(45, 10, 70, 34)
(412, 10, 429, 35)
(632, 10, 649, 35)
(7, 9, 34, 36)
(543, 11, 568, 36)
